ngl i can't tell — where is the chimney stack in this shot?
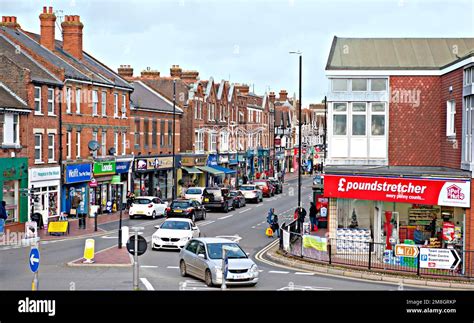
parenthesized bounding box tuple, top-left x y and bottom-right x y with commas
(279, 89, 288, 102)
(170, 65, 182, 78)
(181, 70, 199, 82)
(39, 7, 56, 51)
(118, 65, 134, 78)
(0, 16, 20, 28)
(61, 15, 84, 60)
(236, 84, 250, 95)
(140, 68, 161, 79)
(269, 91, 276, 103)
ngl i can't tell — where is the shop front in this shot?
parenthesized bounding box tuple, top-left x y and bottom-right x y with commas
(0, 158, 28, 224)
(246, 149, 257, 180)
(91, 160, 116, 214)
(180, 154, 207, 191)
(324, 170, 470, 272)
(133, 156, 175, 200)
(28, 166, 61, 225)
(116, 158, 132, 207)
(62, 163, 92, 217)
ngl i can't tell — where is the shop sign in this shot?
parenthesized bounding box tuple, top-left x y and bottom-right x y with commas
(89, 178, 98, 188)
(324, 175, 471, 208)
(29, 166, 61, 182)
(207, 154, 218, 166)
(65, 164, 92, 184)
(136, 157, 174, 171)
(181, 156, 196, 167)
(420, 248, 460, 270)
(394, 244, 419, 258)
(94, 161, 116, 176)
(116, 161, 131, 174)
(442, 222, 455, 242)
(218, 155, 229, 164)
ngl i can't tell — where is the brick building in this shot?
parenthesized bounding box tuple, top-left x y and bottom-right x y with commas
(323, 36, 474, 276)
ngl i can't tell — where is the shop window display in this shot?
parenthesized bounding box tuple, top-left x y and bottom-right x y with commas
(2, 181, 18, 223)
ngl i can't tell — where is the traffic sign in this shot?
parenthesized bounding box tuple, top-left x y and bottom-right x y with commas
(420, 248, 460, 270)
(29, 248, 40, 273)
(126, 235, 147, 256)
(394, 244, 419, 258)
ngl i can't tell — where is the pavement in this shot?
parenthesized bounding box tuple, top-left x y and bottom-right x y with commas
(68, 245, 132, 267)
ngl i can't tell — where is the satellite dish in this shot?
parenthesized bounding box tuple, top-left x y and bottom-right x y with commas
(88, 140, 99, 152)
(108, 147, 116, 155)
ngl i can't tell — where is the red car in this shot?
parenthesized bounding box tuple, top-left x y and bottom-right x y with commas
(251, 180, 275, 197)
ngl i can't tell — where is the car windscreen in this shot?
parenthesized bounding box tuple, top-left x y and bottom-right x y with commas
(207, 243, 247, 259)
(171, 201, 191, 208)
(206, 189, 222, 197)
(186, 188, 202, 194)
(134, 198, 152, 204)
(240, 186, 255, 191)
(161, 221, 190, 230)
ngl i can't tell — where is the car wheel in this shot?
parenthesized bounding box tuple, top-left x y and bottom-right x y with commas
(130, 215, 135, 219)
(180, 261, 188, 277)
(152, 211, 157, 219)
(205, 269, 213, 287)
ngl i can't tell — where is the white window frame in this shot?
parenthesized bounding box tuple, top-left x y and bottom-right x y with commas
(370, 79, 388, 92)
(34, 133, 42, 163)
(194, 101, 198, 119)
(76, 131, 81, 158)
(122, 132, 126, 155)
(447, 100, 456, 137)
(47, 133, 55, 163)
(331, 79, 348, 92)
(370, 102, 386, 136)
(208, 132, 217, 152)
(114, 93, 119, 118)
(66, 131, 71, 159)
(332, 102, 348, 136)
(47, 87, 55, 115)
(351, 102, 367, 136)
(34, 86, 42, 115)
(101, 91, 107, 116)
(92, 131, 98, 158)
(114, 132, 119, 155)
(351, 79, 368, 92)
(195, 131, 204, 153)
(66, 87, 72, 113)
(75, 88, 81, 114)
(101, 131, 107, 156)
(92, 90, 98, 116)
(121, 93, 127, 118)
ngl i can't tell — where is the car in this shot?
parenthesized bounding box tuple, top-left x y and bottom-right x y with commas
(229, 190, 246, 208)
(178, 237, 259, 287)
(251, 180, 275, 197)
(184, 187, 205, 203)
(129, 196, 168, 219)
(202, 187, 234, 213)
(152, 218, 200, 250)
(268, 178, 283, 194)
(238, 184, 263, 203)
(166, 199, 207, 222)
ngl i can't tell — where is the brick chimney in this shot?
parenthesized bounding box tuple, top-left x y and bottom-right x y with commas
(61, 15, 83, 60)
(140, 68, 161, 79)
(118, 65, 134, 78)
(279, 89, 288, 102)
(170, 65, 182, 78)
(39, 7, 56, 51)
(236, 84, 250, 95)
(0, 16, 20, 28)
(181, 70, 199, 82)
(269, 91, 276, 103)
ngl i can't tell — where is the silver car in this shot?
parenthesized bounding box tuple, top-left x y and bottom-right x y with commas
(178, 237, 259, 287)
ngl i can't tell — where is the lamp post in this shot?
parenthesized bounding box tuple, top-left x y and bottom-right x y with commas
(172, 79, 177, 200)
(110, 175, 124, 249)
(290, 50, 302, 208)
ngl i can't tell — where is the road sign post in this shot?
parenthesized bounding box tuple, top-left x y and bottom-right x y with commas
(127, 227, 146, 291)
(221, 247, 228, 291)
(29, 242, 40, 291)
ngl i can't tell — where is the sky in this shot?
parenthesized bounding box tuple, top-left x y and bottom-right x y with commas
(1, 0, 473, 104)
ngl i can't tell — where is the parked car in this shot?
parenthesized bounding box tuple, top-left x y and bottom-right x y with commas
(178, 237, 259, 287)
(129, 196, 168, 219)
(251, 180, 275, 197)
(184, 187, 205, 203)
(229, 190, 246, 209)
(166, 199, 207, 222)
(152, 218, 200, 250)
(202, 187, 234, 213)
(268, 178, 283, 194)
(238, 184, 263, 203)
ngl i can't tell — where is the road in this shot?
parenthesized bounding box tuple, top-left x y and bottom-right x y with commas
(0, 176, 418, 291)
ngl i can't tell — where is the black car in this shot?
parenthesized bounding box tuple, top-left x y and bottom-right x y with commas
(202, 187, 234, 213)
(166, 199, 207, 222)
(229, 190, 246, 208)
(269, 178, 283, 194)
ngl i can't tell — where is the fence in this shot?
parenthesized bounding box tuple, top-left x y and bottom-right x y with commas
(279, 221, 474, 280)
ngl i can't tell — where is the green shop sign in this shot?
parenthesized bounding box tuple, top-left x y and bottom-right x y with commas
(93, 161, 116, 176)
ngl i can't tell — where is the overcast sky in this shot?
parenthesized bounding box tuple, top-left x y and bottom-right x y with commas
(2, 0, 473, 104)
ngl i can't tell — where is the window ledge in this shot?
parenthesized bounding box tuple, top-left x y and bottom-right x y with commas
(92, 114, 100, 118)
(102, 115, 108, 118)
(48, 113, 57, 117)
(34, 112, 44, 116)
(447, 134, 456, 140)
(114, 116, 120, 119)
(48, 160, 57, 164)
(76, 113, 82, 116)
(1, 144, 22, 149)
(34, 161, 45, 165)
(66, 112, 73, 115)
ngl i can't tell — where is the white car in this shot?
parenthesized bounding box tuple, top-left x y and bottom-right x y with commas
(239, 185, 263, 203)
(152, 218, 200, 250)
(184, 187, 205, 203)
(129, 196, 168, 219)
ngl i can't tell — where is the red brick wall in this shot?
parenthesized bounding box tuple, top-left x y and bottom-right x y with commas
(389, 76, 443, 166)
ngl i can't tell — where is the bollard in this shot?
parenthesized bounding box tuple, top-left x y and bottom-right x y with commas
(83, 239, 95, 264)
(122, 226, 129, 247)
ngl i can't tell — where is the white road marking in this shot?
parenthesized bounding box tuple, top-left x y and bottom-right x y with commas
(167, 266, 179, 269)
(218, 214, 233, 220)
(269, 270, 290, 274)
(141, 265, 158, 268)
(258, 270, 264, 272)
(294, 272, 314, 276)
(255, 204, 262, 207)
(199, 220, 215, 226)
(215, 235, 242, 242)
(140, 278, 155, 291)
(252, 226, 256, 229)
(239, 209, 251, 214)
(101, 235, 118, 239)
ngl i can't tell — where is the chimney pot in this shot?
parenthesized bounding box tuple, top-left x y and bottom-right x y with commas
(40, 7, 56, 50)
(43, 6, 47, 13)
(1, 16, 20, 28)
(118, 65, 134, 78)
(48, 6, 53, 13)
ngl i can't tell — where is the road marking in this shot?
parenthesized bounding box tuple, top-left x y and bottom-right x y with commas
(141, 265, 158, 268)
(239, 208, 251, 214)
(258, 270, 264, 272)
(199, 220, 215, 226)
(255, 204, 262, 207)
(294, 272, 314, 276)
(218, 214, 233, 220)
(252, 226, 256, 229)
(215, 235, 242, 242)
(101, 235, 118, 239)
(268, 270, 290, 274)
(140, 278, 155, 291)
(167, 266, 179, 269)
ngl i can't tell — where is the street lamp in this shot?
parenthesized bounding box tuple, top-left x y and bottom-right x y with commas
(172, 79, 177, 200)
(290, 50, 302, 208)
(111, 175, 124, 249)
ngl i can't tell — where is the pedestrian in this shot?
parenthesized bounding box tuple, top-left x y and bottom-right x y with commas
(309, 202, 318, 232)
(0, 201, 8, 235)
(271, 213, 280, 238)
(267, 208, 275, 226)
(127, 191, 135, 208)
(243, 174, 248, 185)
(297, 206, 307, 234)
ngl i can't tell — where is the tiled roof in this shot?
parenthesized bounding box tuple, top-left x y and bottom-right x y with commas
(327, 36, 474, 70)
(140, 78, 190, 108)
(0, 81, 28, 109)
(131, 81, 183, 114)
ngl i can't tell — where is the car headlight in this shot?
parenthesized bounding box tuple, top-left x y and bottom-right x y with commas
(181, 236, 191, 241)
(250, 264, 258, 273)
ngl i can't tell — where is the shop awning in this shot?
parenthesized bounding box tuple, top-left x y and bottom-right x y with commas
(182, 166, 203, 174)
(209, 165, 236, 174)
(197, 166, 224, 176)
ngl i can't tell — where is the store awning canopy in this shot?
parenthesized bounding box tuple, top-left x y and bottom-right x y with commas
(182, 166, 203, 174)
(210, 165, 236, 174)
(197, 166, 224, 176)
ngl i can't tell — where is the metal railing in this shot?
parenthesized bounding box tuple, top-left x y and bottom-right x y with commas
(279, 221, 474, 280)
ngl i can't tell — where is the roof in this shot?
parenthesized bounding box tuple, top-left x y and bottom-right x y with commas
(326, 36, 474, 70)
(140, 78, 189, 108)
(0, 81, 28, 109)
(131, 81, 183, 114)
(324, 165, 471, 179)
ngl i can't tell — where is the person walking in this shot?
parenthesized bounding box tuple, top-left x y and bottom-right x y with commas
(296, 206, 307, 234)
(271, 213, 280, 238)
(0, 201, 7, 235)
(267, 208, 275, 226)
(309, 202, 318, 232)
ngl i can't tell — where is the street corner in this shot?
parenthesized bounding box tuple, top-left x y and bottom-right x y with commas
(67, 245, 133, 268)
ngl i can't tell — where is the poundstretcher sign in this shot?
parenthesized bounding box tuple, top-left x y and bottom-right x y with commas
(324, 175, 470, 207)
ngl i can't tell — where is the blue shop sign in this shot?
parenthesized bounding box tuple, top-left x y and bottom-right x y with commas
(116, 161, 131, 174)
(207, 154, 218, 166)
(65, 164, 92, 184)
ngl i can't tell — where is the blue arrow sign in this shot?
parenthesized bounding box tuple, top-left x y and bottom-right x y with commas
(29, 248, 40, 273)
